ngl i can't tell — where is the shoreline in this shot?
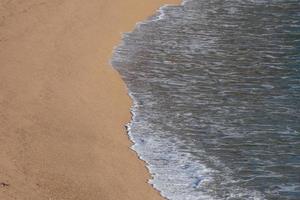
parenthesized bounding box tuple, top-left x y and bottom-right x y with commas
(0, 0, 179, 200)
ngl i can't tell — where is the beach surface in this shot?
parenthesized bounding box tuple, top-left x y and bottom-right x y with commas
(0, 0, 179, 199)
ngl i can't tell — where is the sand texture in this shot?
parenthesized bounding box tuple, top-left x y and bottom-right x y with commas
(0, 0, 179, 199)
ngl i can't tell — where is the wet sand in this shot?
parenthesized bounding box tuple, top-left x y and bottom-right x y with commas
(0, 0, 179, 199)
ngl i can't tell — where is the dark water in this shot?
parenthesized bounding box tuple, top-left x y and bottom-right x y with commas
(112, 0, 300, 199)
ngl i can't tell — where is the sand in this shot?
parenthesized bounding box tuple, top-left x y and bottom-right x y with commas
(0, 0, 179, 199)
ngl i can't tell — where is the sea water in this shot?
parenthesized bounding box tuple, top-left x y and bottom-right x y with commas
(112, 0, 300, 199)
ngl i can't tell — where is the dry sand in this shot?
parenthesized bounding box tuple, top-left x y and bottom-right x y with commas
(0, 0, 179, 199)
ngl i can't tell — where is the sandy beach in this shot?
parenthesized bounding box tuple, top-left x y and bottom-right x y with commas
(0, 0, 179, 199)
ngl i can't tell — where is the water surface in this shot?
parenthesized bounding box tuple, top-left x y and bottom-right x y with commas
(112, 0, 300, 199)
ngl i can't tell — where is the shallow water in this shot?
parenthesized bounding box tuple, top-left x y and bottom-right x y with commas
(112, 0, 300, 199)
